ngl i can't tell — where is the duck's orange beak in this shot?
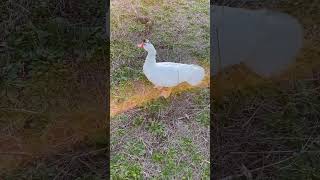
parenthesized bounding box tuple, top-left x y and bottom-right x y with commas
(137, 43, 144, 48)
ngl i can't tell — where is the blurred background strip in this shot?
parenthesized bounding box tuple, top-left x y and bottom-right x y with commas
(0, 0, 108, 179)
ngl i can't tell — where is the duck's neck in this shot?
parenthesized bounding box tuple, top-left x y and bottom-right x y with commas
(145, 50, 156, 65)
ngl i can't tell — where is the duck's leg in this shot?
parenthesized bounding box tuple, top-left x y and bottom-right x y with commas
(160, 88, 172, 98)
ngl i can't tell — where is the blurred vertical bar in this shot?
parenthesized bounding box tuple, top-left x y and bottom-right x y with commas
(0, 0, 108, 178)
(209, 1, 215, 179)
(211, 0, 320, 179)
(105, 0, 110, 177)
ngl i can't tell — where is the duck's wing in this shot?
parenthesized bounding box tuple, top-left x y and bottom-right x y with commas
(157, 62, 181, 66)
(157, 62, 194, 68)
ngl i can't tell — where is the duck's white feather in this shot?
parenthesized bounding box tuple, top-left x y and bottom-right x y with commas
(141, 41, 205, 87)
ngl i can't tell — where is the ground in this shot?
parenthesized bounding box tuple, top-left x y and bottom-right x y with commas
(110, 0, 210, 179)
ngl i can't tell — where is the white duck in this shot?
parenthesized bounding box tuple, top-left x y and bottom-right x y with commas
(137, 39, 205, 97)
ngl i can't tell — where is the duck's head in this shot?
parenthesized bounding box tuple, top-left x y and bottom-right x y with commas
(137, 39, 156, 53)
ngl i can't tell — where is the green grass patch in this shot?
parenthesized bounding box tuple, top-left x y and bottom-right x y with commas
(180, 137, 204, 164)
(111, 66, 145, 87)
(125, 140, 146, 156)
(113, 114, 129, 122)
(110, 40, 141, 63)
(143, 98, 169, 114)
(111, 154, 143, 180)
(133, 116, 144, 127)
(155, 146, 205, 179)
(152, 151, 165, 163)
(193, 88, 210, 105)
(195, 109, 210, 127)
(147, 121, 165, 137)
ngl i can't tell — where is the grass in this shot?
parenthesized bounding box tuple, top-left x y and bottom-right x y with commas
(143, 98, 169, 114)
(110, 0, 210, 178)
(147, 121, 165, 137)
(213, 79, 320, 179)
(125, 140, 146, 156)
(111, 92, 210, 179)
(195, 108, 210, 127)
(111, 154, 143, 179)
(110, 0, 210, 90)
(111, 134, 209, 179)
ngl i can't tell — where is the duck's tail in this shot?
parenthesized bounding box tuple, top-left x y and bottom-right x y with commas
(187, 65, 205, 86)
